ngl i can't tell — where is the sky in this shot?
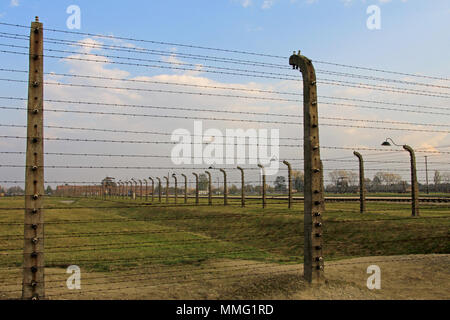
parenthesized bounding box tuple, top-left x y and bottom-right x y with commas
(0, 0, 449, 189)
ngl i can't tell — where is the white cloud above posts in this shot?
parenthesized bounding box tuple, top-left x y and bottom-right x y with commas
(262, 0, 275, 9)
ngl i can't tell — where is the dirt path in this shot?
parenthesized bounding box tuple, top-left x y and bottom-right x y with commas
(1, 254, 448, 300)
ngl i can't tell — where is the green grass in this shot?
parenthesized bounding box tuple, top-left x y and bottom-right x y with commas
(0, 196, 448, 273)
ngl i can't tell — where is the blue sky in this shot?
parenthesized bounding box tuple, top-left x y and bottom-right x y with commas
(1, 0, 449, 76)
(0, 0, 449, 187)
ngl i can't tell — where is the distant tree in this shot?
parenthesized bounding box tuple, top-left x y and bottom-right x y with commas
(371, 172, 403, 192)
(274, 176, 287, 192)
(244, 184, 255, 194)
(434, 170, 442, 186)
(45, 185, 53, 195)
(229, 184, 238, 195)
(198, 174, 209, 191)
(442, 172, 450, 184)
(382, 173, 402, 185)
(7, 186, 24, 196)
(292, 170, 304, 192)
(329, 170, 358, 187)
(372, 174, 382, 187)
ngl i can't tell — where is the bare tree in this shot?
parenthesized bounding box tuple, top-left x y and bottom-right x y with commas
(329, 170, 358, 186)
(434, 170, 442, 186)
(292, 170, 304, 192)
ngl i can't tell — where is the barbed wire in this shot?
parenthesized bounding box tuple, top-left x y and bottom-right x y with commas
(1, 107, 449, 133)
(1, 21, 448, 81)
(2, 46, 450, 98)
(2, 32, 448, 91)
(1, 95, 448, 127)
(2, 94, 449, 117)
(1, 151, 448, 165)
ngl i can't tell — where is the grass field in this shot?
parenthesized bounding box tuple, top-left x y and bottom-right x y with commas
(0, 196, 449, 299)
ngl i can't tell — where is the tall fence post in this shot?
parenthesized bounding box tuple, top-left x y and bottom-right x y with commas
(128, 181, 132, 200)
(23, 17, 45, 300)
(134, 180, 138, 200)
(258, 164, 266, 209)
(172, 174, 178, 204)
(144, 179, 148, 202)
(181, 174, 187, 204)
(164, 177, 169, 204)
(139, 180, 143, 201)
(156, 178, 162, 203)
(149, 177, 154, 203)
(219, 169, 228, 206)
(283, 161, 292, 209)
(425, 156, 429, 194)
(192, 173, 199, 205)
(289, 51, 325, 284)
(237, 167, 245, 207)
(353, 151, 366, 213)
(130, 179, 136, 200)
(205, 171, 212, 206)
(403, 145, 419, 217)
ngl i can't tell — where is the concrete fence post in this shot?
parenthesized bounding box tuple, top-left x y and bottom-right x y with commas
(144, 179, 148, 202)
(205, 171, 212, 206)
(126, 181, 131, 200)
(258, 164, 266, 209)
(172, 174, 178, 204)
(156, 178, 162, 203)
(164, 177, 169, 204)
(23, 17, 45, 300)
(289, 51, 325, 283)
(192, 173, 199, 205)
(148, 177, 154, 203)
(181, 174, 187, 204)
(237, 167, 245, 207)
(403, 145, 419, 217)
(353, 151, 366, 213)
(283, 160, 293, 209)
(219, 169, 228, 206)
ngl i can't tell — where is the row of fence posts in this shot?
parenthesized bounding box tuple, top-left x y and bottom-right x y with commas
(353, 147, 419, 217)
(60, 149, 419, 217)
(68, 163, 294, 209)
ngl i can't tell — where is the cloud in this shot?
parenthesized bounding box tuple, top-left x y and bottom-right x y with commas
(10, 0, 19, 7)
(236, 0, 252, 8)
(262, 0, 275, 9)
